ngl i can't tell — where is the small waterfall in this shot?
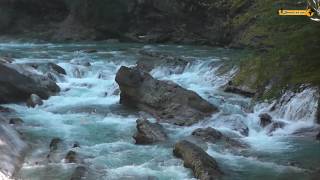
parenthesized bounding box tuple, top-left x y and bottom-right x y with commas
(262, 88, 319, 123)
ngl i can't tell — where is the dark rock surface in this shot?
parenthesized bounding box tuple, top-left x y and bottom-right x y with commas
(137, 50, 189, 73)
(259, 113, 272, 127)
(65, 151, 78, 163)
(267, 121, 287, 135)
(9, 118, 24, 125)
(192, 127, 248, 148)
(224, 84, 256, 98)
(173, 140, 223, 180)
(115, 66, 218, 126)
(49, 138, 62, 151)
(0, 63, 60, 103)
(316, 131, 320, 141)
(133, 119, 167, 144)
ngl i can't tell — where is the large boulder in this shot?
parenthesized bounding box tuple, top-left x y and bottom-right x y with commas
(0, 63, 60, 103)
(115, 66, 218, 126)
(192, 127, 248, 149)
(173, 140, 223, 180)
(133, 119, 167, 144)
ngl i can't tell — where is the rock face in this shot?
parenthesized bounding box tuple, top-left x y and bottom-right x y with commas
(133, 119, 167, 144)
(259, 113, 272, 127)
(0, 120, 27, 179)
(173, 140, 223, 180)
(0, 63, 60, 103)
(26, 94, 43, 108)
(115, 66, 218, 126)
(192, 127, 248, 148)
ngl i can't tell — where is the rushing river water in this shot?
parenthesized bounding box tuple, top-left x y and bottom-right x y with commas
(0, 42, 319, 180)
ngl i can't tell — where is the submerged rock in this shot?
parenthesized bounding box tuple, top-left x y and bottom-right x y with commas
(65, 151, 78, 163)
(192, 127, 248, 148)
(9, 118, 24, 125)
(26, 94, 43, 108)
(316, 132, 320, 141)
(137, 50, 189, 73)
(267, 121, 287, 134)
(133, 119, 167, 144)
(115, 66, 218, 126)
(259, 113, 272, 127)
(0, 63, 60, 103)
(83, 49, 98, 53)
(49, 138, 62, 151)
(0, 106, 15, 113)
(173, 140, 223, 180)
(70, 166, 87, 180)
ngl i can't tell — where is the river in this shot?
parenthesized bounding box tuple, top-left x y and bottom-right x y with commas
(0, 42, 319, 180)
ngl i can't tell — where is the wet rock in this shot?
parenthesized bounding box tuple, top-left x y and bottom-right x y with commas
(0, 63, 60, 103)
(73, 142, 80, 148)
(224, 82, 256, 98)
(65, 151, 78, 163)
(112, 89, 120, 96)
(0, 106, 15, 113)
(115, 66, 218, 126)
(137, 50, 189, 73)
(0, 120, 28, 178)
(133, 119, 167, 144)
(83, 49, 98, 53)
(316, 132, 320, 141)
(267, 121, 287, 134)
(70, 166, 87, 180)
(48, 62, 66, 75)
(46, 72, 57, 82)
(259, 113, 272, 127)
(26, 94, 43, 108)
(218, 117, 249, 136)
(173, 140, 223, 180)
(192, 127, 248, 148)
(49, 138, 62, 151)
(9, 118, 24, 125)
(0, 56, 14, 63)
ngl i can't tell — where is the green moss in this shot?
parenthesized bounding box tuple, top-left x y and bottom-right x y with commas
(231, 0, 320, 100)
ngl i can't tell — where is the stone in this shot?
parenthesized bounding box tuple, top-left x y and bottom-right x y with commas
(259, 113, 272, 127)
(9, 118, 24, 125)
(26, 94, 43, 108)
(65, 151, 77, 163)
(133, 119, 167, 144)
(49, 138, 62, 151)
(70, 166, 87, 180)
(173, 140, 223, 180)
(115, 66, 218, 126)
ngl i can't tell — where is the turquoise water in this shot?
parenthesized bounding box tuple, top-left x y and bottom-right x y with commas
(0, 42, 319, 180)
